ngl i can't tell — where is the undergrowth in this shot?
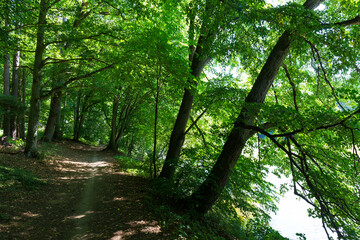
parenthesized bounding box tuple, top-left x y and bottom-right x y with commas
(0, 166, 45, 190)
(116, 155, 150, 177)
(115, 155, 290, 239)
(147, 180, 290, 240)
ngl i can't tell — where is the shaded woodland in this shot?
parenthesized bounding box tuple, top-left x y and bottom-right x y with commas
(1, 0, 360, 239)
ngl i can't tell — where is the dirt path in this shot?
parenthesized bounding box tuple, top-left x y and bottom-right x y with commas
(0, 141, 172, 240)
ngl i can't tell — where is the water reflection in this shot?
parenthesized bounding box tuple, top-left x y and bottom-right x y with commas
(268, 174, 336, 240)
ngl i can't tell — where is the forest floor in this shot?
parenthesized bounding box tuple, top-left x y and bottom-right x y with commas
(0, 140, 175, 240)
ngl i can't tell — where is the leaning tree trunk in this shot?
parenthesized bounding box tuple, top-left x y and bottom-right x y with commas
(185, 0, 325, 215)
(24, 0, 48, 157)
(159, 34, 210, 179)
(11, 50, 20, 140)
(42, 91, 62, 142)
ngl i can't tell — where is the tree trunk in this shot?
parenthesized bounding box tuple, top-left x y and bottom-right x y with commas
(152, 77, 160, 178)
(2, 53, 11, 145)
(106, 92, 138, 152)
(44, 7, 87, 142)
(73, 93, 81, 141)
(11, 50, 20, 140)
(2, 4, 11, 145)
(42, 91, 62, 142)
(185, 0, 325, 215)
(53, 91, 64, 140)
(106, 97, 119, 151)
(18, 67, 26, 140)
(127, 136, 135, 156)
(159, 34, 210, 179)
(24, 0, 48, 157)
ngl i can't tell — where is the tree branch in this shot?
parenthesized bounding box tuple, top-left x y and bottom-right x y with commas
(305, 39, 345, 111)
(282, 64, 299, 112)
(184, 107, 208, 135)
(40, 63, 115, 100)
(326, 15, 360, 28)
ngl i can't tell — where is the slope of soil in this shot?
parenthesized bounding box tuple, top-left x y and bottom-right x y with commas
(0, 141, 173, 240)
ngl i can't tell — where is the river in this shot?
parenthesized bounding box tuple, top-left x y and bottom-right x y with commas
(268, 174, 336, 240)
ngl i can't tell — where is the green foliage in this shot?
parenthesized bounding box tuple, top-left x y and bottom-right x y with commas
(116, 155, 150, 177)
(2, 0, 360, 238)
(0, 95, 26, 117)
(148, 191, 289, 240)
(0, 166, 45, 190)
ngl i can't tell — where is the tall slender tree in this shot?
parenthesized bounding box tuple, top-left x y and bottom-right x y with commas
(24, 0, 49, 157)
(10, 50, 20, 139)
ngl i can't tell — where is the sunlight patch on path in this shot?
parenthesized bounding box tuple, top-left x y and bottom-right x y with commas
(64, 153, 99, 239)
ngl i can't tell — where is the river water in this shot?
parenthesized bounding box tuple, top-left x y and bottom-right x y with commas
(268, 174, 336, 240)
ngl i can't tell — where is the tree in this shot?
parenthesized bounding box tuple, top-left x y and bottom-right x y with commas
(160, 0, 241, 179)
(1, 0, 11, 145)
(10, 49, 20, 139)
(24, 0, 49, 157)
(175, 0, 360, 238)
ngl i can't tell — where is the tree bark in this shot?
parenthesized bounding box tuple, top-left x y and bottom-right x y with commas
(159, 34, 210, 179)
(73, 93, 82, 141)
(1, 2, 11, 145)
(24, 0, 48, 157)
(18, 67, 26, 140)
(43, 6, 88, 142)
(106, 91, 139, 152)
(185, 0, 325, 215)
(42, 91, 62, 142)
(152, 77, 160, 178)
(11, 50, 20, 140)
(106, 97, 120, 151)
(2, 53, 11, 144)
(53, 91, 63, 140)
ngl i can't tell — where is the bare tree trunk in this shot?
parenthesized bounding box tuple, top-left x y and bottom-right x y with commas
(73, 93, 81, 141)
(42, 91, 61, 142)
(184, 0, 325, 215)
(106, 97, 119, 151)
(11, 50, 20, 140)
(152, 77, 160, 178)
(1, 2, 11, 145)
(53, 91, 63, 140)
(18, 68, 26, 140)
(25, 0, 48, 157)
(18, 68, 26, 139)
(2, 53, 11, 145)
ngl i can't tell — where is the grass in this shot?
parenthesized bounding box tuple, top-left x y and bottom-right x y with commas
(0, 166, 46, 190)
(116, 155, 150, 177)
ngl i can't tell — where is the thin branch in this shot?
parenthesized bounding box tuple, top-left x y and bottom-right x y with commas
(282, 64, 299, 112)
(324, 15, 360, 28)
(45, 32, 108, 46)
(271, 83, 279, 105)
(184, 108, 208, 135)
(100, 0, 129, 20)
(4, 23, 37, 33)
(190, 116, 208, 151)
(43, 57, 108, 65)
(40, 63, 115, 100)
(305, 39, 345, 111)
